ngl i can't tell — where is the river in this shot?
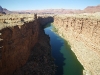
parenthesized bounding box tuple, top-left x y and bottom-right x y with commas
(44, 23, 83, 75)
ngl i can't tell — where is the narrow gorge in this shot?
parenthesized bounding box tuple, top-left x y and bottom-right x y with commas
(53, 14, 100, 75)
(0, 13, 100, 75)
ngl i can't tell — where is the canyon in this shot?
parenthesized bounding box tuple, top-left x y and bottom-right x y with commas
(53, 13, 100, 75)
(0, 5, 100, 74)
(0, 14, 55, 75)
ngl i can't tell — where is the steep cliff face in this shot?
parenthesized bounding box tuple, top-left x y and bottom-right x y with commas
(0, 20, 39, 75)
(53, 14, 100, 75)
(0, 14, 55, 75)
(13, 26, 55, 75)
(38, 15, 54, 27)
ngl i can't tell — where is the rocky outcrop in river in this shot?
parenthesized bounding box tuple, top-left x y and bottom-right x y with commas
(53, 13, 100, 75)
(0, 14, 55, 75)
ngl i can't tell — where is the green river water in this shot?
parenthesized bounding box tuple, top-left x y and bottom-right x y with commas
(44, 23, 83, 75)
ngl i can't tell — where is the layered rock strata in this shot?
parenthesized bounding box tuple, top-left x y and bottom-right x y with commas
(53, 14, 100, 75)
(0, 14, 55, 75)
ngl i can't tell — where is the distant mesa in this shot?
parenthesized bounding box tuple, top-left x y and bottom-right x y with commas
(0, 4, 100, 14)
(84, 4, 100, 13)
(13, 4, 100, 14)
(0, 6, 3, 12)
(0, 6, 7, 14)
(0, 5, 11, 14)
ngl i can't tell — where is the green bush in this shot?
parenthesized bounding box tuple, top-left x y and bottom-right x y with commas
(52, 27, 58, 32)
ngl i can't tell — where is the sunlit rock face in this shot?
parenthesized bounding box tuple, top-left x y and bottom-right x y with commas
(0, 14, 55, 75)
(53, 14, 100, 75)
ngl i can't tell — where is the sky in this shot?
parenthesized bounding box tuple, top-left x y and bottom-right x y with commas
(0, 0, 100, 10)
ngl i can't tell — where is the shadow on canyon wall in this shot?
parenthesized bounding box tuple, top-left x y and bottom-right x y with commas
(38, 16, 54, 28)
(0, 15, 55, 75)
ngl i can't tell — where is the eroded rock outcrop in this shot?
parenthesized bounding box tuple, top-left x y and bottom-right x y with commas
(53, 14, 100, 75)
(0, 14, 55, 75)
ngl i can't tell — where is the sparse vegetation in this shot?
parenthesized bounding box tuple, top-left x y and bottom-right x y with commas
(0, 14, 35, 30)
(52, 27, 58, 32)
(55, 12, 100, 20)
(0, 14, 54, 30)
